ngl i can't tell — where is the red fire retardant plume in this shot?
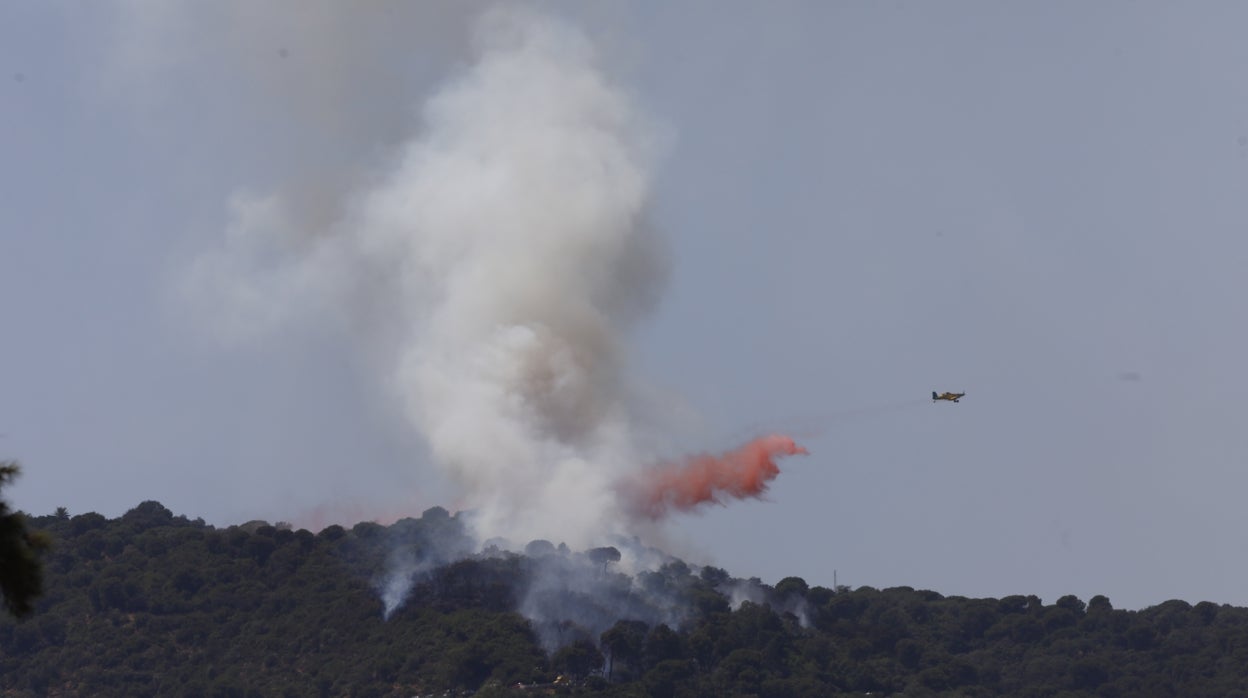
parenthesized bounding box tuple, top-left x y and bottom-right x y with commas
(632, 434, 808, 519)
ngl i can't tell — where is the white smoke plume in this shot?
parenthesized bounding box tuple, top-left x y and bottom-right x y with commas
(377, 547, 421, 620)
(721, 577, 813, 628)
(357, 6, 665, 547)
(179, 4, 668, 549)
(371, 509, 477, 620)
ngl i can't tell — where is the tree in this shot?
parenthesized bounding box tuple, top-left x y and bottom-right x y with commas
(775, 576, 809, 598)
(643, 623, 685, 669)
(551, 638, 604, 678)
(601, 619, 648, 681)
(0, 462, 48, 617)
(524, 539, 556, 557)
(586, 546, 621, 571)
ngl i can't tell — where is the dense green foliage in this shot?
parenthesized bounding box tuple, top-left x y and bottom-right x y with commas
(5, 502, 1248, 697)
(0, 462, 47, 618)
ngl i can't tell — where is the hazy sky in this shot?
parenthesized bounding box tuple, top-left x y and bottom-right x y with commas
(5, 1, 1248, 611)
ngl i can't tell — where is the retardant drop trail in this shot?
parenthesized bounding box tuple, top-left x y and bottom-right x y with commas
(626, 434, 808, 519)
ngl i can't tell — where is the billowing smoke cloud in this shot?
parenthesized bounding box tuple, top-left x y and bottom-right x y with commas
(362, 7, 667, 547)
(168, 3, 808, 623)
(179, 4, 668, 546)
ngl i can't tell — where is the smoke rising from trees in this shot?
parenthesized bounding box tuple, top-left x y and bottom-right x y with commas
(183, 5, 668, 548)
(151, 3, 806, 625)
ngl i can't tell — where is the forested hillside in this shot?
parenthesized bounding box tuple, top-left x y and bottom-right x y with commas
(4, 502, 1248, 697)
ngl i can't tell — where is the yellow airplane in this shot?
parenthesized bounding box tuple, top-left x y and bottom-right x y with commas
(932, 391, 965, 403)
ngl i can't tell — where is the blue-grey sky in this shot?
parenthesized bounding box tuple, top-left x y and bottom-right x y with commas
(4, 1, 1248, 610)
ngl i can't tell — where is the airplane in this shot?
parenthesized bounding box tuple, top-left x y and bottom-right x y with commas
(932, 391, 965, 403)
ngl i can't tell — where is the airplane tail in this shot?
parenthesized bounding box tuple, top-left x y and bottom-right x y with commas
(932, 391, 938, 400)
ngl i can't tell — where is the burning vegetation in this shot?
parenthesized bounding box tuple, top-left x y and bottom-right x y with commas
(6, 502, 1248, 697)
